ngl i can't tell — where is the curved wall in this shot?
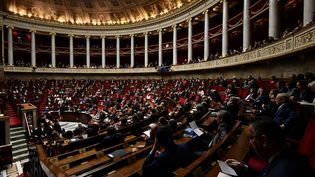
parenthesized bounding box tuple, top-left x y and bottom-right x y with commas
(4, 49, 315, 81)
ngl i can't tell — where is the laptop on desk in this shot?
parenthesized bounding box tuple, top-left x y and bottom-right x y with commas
(189, 121, 204, 136)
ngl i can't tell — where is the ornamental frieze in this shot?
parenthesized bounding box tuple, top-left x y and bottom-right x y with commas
(295, 28, 315, 48)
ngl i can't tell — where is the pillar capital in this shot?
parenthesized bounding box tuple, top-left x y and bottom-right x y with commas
(129, 34, 134, 37)
(6, 25, 14, 29)
(203, 10, 209, 14)
(68, 34, 74, 37)
(157, 29, 163, 32)
(29, 29, 36, 33)
(186, 18, 192, 23)
(115, 35, 120, 38)
(50, 32, 56, 36)
(85, 35, 90, 39)
(100, 35, 106, 39)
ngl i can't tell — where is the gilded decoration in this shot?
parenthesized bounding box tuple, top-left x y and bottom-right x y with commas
(295, 28, 315, 48)
(286, 38, 293, 50)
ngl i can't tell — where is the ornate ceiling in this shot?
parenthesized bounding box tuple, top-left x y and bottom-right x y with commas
(4, 0, 196, 25)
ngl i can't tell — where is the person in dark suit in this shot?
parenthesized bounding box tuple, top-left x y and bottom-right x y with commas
(211, 110, 234, 145)
(273, 93, 297, 131)
(225, 118, 315, 177)
(99, 127, 124, 149)
(293, 80, 315, 103)
(142, 126, 197, 177)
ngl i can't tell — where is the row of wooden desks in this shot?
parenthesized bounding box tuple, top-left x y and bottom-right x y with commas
(104, 135, 193, 177)
(205, 126, 250, 177)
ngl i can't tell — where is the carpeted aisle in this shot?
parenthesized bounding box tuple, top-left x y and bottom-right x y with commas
(8, 104, 22, 127)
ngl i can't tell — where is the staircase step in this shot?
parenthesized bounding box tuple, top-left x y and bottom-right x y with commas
(11, 134, 25, 141)
(10, 130, 26, 136)
(10, 127, 24, 132)
(13, 147, 29, 156)
(12, 138, 27, 146)
(13, 152, 29, 162)
(13, 143, 28, 151)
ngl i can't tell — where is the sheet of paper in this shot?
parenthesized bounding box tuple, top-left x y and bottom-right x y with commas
(143, 130, 151, 137)
(217, 160, 238, 176)
(189, 121, 198, 130)
(193, 128, 204, 136)
(217, 172, 232, 177)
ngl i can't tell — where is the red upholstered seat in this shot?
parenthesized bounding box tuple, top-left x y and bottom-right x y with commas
(247, 154, 267, 172)
(298, 118, 315, 169)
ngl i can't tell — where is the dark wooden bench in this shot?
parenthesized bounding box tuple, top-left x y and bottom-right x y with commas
(174, 120, 241, 177)
(54, 136, 142, 169)
(76, 132, 193, 177)
(204, 126, 250, 177)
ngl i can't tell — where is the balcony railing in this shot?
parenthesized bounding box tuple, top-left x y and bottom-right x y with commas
(4, 24, 315, 74)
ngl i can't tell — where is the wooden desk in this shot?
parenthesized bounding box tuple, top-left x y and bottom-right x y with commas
(107, 158, 145, 177)
(20, 103, 37, 129)
(200, 117, 217, 128)
(65, 154, 112, 176)
(106, 135, 193, 177)
(55, 149, 97, 166)
(76, 146, 152, 177)
(55, 136, 141, 167)
(174, 121, 241, 177)
(20, 103, 37, 110)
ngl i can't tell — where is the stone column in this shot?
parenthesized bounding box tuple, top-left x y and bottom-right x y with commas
(101, 36, 106, 68)
(116, 36, 120, 68)
(173, 25, 177, 65)
(204, 10, 209, 61)
(243, 0, 251, 51)
(158, 29, 163, 66)
(188, 18, 193, 62)
(51, 33, 56, 67)
(7, 26, 13, 66)
(130, 34, 134, 68)
(30, 30, 36, 67)
(86, 36, 90, 68)
(269, 0, 279, 39)
(304, 0, 315, 26)
(222, 0, 229, 57)
(144, 32, 148, 67)
(69, 35, 74, 68)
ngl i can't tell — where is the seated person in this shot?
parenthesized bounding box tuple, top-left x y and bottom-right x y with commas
(224, 97, 240, 120)
(252, 87, 269, 109)
(99, 127, 124, 149)
(143, 123, 159, 145)
(168, 119, 178, 134)
(274, 93, 297, 131)
(73, 123, 86, 136)
(257, 89, 278, 116)
(85, 122, 99, 137)
(211, 110, 234, 145)
(225, 117, 315, 177)
(142, 126, 197, 177)
(291, 80, 314, 103)
(190, 110, 235, 151)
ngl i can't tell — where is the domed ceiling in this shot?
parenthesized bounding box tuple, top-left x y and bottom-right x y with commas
(4, 0, 196, 25)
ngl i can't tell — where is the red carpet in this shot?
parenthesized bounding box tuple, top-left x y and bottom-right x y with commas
(8, 104, 22, 127)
